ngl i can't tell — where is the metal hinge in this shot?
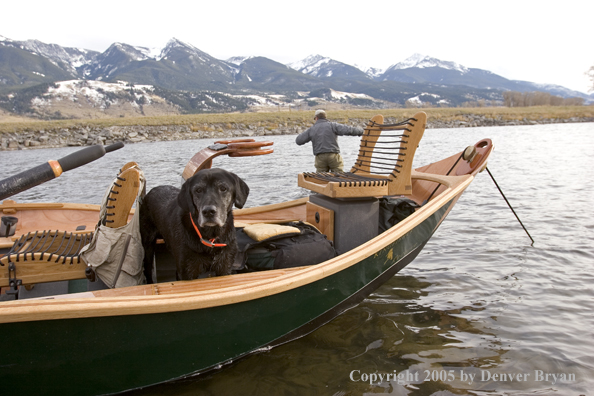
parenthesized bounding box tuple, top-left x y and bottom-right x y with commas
(6, 262, 21, 299)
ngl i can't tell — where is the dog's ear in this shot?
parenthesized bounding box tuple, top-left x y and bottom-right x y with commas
(232, 174, 250, 209)
(177, 178, 195, 213)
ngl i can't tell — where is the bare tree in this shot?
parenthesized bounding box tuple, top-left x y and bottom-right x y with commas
(503, 91, 583, 107)
(587, 66, 594, 92)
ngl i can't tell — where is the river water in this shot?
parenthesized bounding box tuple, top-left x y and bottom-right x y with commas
(1, 122, 593, 395)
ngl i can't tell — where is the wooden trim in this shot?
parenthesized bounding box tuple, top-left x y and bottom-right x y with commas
(0, 259, 87, 287)
(1, 202, 101, 212)
(410, 170, 470, 188)
(297, 174, 388, 198)
(306, 201, 334, 241)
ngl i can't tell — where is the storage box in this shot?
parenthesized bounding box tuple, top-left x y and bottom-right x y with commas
(308, 194, 379, 255)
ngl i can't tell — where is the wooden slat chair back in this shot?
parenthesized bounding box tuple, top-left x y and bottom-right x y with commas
(100, 163, 142, 228)
(297, 112, 427, 198)
(0, 162, 142, 289)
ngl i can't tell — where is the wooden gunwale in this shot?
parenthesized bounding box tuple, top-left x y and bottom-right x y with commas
(1, 202, 102, 212)
(0, 171, 473, 324)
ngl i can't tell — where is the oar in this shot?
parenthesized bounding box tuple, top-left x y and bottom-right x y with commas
(0, 142, 124, 201)
(486, 167, 535, 245)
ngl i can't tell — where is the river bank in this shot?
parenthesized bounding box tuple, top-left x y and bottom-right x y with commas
(1, 110, 593, 151)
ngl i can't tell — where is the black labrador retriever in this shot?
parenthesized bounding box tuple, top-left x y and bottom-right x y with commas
(140, 168, 249, 283)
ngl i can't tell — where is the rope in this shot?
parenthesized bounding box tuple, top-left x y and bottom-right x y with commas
(486, 167, 535, 245)
(425, 153, 464, 203)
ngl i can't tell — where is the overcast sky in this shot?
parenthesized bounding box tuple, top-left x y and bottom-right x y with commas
(3, 0, 593, 93)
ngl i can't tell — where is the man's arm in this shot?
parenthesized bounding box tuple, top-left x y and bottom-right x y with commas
(332, 122, 364, 136)
(295, 128, 312, 145)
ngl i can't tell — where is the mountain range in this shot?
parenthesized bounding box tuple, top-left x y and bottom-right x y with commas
(1, 35, 591, 118)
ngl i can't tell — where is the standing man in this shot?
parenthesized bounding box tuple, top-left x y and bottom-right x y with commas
(295, 109, 365, 172)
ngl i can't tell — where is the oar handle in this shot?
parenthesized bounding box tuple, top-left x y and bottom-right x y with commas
(0, 143, 125, 201)
(105, 142, 124, 153)
(0, 163, 58, 201)
(57, 144, 106, 172)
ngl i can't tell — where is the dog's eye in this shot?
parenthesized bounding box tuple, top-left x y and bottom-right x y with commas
(194, 187, 204, 194)
(219, 185, 228, 192)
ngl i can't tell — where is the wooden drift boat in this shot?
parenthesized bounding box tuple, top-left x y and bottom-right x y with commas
(0, 112, 494, 395)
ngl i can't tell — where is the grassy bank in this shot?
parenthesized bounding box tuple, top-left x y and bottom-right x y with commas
(1, 106, 593, 134)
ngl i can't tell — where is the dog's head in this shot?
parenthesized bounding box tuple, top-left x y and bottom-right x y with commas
(177, 168, 249, 227)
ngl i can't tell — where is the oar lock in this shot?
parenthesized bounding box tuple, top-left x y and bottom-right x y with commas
(463, 145, 478, 162)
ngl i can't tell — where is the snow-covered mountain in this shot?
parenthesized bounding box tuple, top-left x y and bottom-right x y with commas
(376, 53, 591, 99)
(1, 34, 592, 118)
(0, 35, 98, 76)
(288, 54, 371, 81)
(288, 55, 332, 76)
(387, 53, 469, 74)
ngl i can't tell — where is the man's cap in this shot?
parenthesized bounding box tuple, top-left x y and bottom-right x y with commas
(314, 109, 326, 119)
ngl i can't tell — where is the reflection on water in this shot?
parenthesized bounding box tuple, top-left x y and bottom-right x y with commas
(2, 122, 594, 395)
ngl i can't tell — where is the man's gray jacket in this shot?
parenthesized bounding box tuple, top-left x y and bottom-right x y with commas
(295, 119, 364, 155)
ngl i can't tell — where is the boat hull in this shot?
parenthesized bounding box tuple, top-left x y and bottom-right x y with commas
(0, 195, 456, 395)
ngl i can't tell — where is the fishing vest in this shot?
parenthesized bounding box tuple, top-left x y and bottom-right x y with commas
(80, 163, 146, 288)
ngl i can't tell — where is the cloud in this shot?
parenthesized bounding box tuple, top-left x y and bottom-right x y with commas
(3, 0, 593, 92)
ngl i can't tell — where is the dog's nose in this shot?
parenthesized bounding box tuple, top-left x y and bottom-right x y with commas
(201, 205, 217, 218)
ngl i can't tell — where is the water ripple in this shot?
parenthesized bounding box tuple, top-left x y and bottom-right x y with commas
(3, 123, 594, 395)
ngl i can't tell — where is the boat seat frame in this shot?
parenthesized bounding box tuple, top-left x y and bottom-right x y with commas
(0, 230, 92, 289)
(297, 112, 427, 198)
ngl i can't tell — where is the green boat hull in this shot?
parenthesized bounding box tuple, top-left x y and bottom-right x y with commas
(0, 198, 452, 395)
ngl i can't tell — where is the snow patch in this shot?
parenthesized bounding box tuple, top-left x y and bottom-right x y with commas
(35, 80, 156, 110)
(226, 56, 253, 65)
(289, 54, 332, 74)
(390, 53, 468, 74)
(407, 92, 441, 104)
(157, 37, 206, 61)
(358, 65, 384, 78)
(328, 89, 372, 100)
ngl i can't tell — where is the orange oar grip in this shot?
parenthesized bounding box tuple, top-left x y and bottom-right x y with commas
(48, 160, 63, 177)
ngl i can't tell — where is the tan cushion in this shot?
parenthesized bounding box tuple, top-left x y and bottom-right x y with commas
(243, 223, 300, 242)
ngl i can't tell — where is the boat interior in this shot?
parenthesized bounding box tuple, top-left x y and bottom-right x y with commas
(0, 112, 493, 302)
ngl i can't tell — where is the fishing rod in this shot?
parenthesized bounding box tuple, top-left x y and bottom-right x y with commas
(486, 166, 535, 246)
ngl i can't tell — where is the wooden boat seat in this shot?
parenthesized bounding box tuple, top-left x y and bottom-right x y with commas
(298, 112, 427, 198)
(0, 162, 143, 292)
(182, 139, 274, 180)
(0, 230, 93, 288)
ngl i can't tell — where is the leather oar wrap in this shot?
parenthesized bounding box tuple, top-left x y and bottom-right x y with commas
(56, 144, 106, 172)
(0, 163, 59, 201)
(0, 143, 123, 201)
